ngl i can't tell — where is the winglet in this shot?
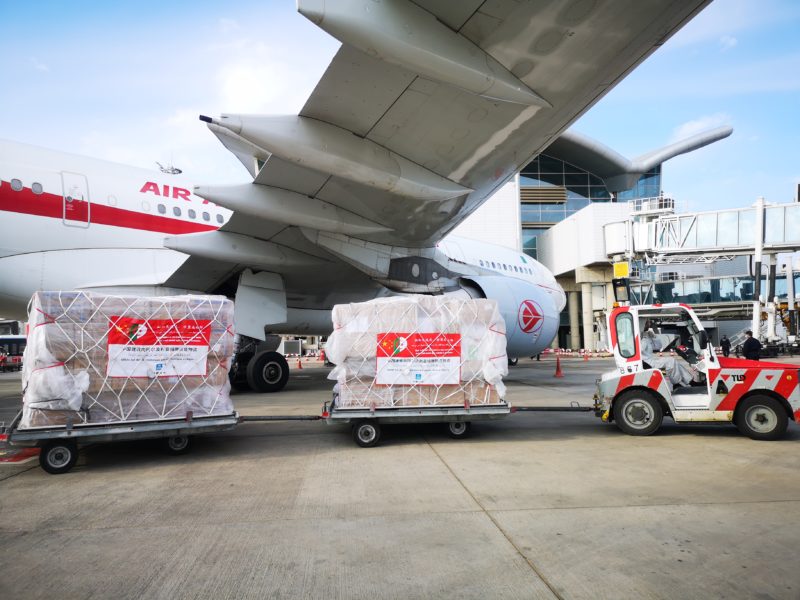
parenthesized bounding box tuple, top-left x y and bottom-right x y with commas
(199, 114, 213, 123)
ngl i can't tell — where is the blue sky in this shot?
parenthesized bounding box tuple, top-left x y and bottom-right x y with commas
(1, 0, 798, 211)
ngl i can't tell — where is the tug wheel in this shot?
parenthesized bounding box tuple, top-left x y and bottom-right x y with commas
(736, 395, 788, 441)
(613, 390, 663, 436)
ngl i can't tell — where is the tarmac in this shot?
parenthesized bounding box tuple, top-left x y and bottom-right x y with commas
(1, 356, 800, 599)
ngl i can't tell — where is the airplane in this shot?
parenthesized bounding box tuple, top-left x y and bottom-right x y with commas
(0, 0, 712, 392)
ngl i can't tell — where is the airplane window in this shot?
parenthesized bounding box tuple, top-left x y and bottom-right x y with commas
(479, 260, 484, 266)
(514, 266, 519, 272)
(216, 214, 224, 224)
(188, 209, 196, 219)
(491, 262, 496, 268)
(202, 212, 210, 222)
(31, 182, 43, 195)
(107, 194, 117, 206)
(157, 204, 166, 214)
(503, 264, 508, 270)
(173, 206, 181, 217)
(11, 178, 23, 192)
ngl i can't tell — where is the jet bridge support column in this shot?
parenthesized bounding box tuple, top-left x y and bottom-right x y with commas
(752, 197, 765, 339)
(569, 291, 580, 351)
(581, 283, 594, 352)
(786, 261, 797, 336)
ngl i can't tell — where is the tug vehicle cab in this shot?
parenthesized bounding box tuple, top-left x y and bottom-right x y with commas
(595, 303, 800, 440)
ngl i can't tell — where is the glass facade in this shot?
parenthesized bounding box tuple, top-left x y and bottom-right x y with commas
(630, 274, 800, 305)
(519, 154, 661, 259)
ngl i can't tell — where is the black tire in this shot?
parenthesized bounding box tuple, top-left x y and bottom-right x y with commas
(735, 395, 788, 441)
(613, 390, 663, 436)
(508, 357, 519, 367)
(39, 440, 78, 474)
(246, 351, 290, 393)
(164, 435, 191, 455)
(352, 421, 381, 448)
(446, 421, 471, 439)
(228, 351, 254, 392)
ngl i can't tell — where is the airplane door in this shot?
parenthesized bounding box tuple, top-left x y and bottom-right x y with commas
(61, 171, 90, 228)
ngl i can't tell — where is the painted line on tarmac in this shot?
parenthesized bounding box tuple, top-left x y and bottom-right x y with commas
(0, 447, 40, 465)
(426, 438, 564, 600)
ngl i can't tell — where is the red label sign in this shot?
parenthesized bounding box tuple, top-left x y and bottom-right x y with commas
(107, 317, 211, 378)
(376, 333, 461, 385)
(377, 333, 460, 358)
(108, 317, 210, 346)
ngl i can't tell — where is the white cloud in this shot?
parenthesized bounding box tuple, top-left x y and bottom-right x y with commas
(219, 18, 240, 34)
(669, 114, 732, 143)
(719, 35, 738, 51)
(29, 57, 48, 72)
(668, 0, 798, 48)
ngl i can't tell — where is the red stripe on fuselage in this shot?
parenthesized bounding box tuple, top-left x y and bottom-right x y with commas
(0, 184, 219, 235)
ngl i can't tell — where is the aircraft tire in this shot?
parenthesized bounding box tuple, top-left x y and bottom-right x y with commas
(246, 351, 290, 393)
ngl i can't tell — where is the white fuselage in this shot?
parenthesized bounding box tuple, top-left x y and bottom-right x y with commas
(0, 140, 564, 330)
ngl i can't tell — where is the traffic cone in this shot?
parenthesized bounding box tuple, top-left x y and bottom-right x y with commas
(583, 350, 589, 362)
(297, 358, 302, 369)
(554, 356, 564, 378)
(320, 350, 326, 363)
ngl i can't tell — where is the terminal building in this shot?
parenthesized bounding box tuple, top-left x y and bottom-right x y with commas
(454, 124, 737, 351)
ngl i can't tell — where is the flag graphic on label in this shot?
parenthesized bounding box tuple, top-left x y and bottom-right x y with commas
(107, 317, 211, 377)
(376, 333, 461, 385)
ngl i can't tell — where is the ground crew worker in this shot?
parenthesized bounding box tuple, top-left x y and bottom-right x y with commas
(742, 330, 762, 361)
(720, 335, 731, 357)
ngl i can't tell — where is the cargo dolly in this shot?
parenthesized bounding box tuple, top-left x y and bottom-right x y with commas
(322, 392, 513, 447)
(2, 410, 241, 474)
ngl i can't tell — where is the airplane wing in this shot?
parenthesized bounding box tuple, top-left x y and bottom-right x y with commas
(200, 0, 710, 248)
(166, 0, 710, 338)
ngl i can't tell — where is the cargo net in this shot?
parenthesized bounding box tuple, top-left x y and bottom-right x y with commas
(20, 291, 236, 430)
(326, 296, 508, 409)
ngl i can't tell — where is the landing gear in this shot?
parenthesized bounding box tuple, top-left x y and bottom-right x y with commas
(246, 351, 290, 393)
(508, 357, 519, 367)
(228, 351, 254, 392)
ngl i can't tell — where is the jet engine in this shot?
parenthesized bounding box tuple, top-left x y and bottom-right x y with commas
(456, 276, 560, 358)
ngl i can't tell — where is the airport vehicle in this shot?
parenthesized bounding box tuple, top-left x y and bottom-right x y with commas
(2, 410, 240, 474)
(323, 394, 510, 448)
(0, 335, 25, 372)
(0, 1, 711, 392)
(595, 303, 800, 440)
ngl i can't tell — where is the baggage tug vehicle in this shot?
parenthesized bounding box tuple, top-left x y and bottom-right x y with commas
(595, 303, 800, 440)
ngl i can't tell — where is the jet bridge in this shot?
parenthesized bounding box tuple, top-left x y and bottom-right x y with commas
(605, 196, 800, 341)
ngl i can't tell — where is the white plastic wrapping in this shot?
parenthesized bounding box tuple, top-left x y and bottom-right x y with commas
(20, 291, 236, 429)
(327, 296, 507, 409)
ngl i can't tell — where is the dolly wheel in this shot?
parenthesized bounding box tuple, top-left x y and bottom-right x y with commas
(352, 421, 381, 448)
(165, 435, 191, 455)
(446, 421, 472, 439)
(39, 440, 79, 474)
